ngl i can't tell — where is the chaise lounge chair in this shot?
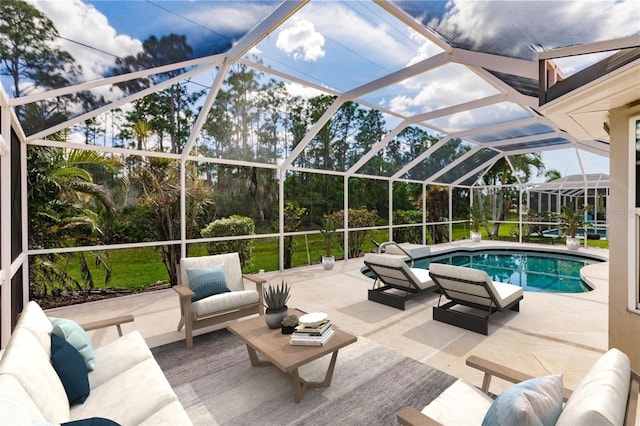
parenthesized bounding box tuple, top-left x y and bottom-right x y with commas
(363, 253, 436, 310)
(428, 263, 523, 335)
(398, 348, 639, 426)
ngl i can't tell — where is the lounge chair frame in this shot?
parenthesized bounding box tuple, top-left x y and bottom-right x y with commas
(366, 262, 424, 310)
(364, 252, 435, 310)
(429, 271, 522, 335)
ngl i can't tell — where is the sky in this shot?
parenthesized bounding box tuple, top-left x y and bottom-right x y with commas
(17, 0, 638, 180)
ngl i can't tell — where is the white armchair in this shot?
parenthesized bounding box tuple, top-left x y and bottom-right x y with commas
(397, 348, 639, 426)
(174, 252, 265, 348)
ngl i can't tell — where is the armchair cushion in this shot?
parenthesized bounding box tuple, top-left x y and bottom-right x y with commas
(482, 374, 563, 426)
(422, 379, 493, 425)
(50, 318, 96, 371)
(187, 265, 230, 302)
(192, 290, 259, 317)
(50, 334, 90, 405)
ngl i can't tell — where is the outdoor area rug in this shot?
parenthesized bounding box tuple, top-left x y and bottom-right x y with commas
(151, 328, 457, 425)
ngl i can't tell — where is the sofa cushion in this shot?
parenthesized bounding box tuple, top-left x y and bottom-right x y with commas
(482, 374, 563, 426)
(192, 289, 259, 317)
(51, 334, 90, 405)
(0, 374, 46, 421)
(70, 358, 179, 425)
(422, 379, 493, 425)
(89, 331, 152, 390)
(137, 401, 193, 426)
(187, 265, 231, 302)
(0, 328, 70, 422)
(0, 397, 31, 426)
(556, 348, 630, 426)
(50, 318, 96, 371)
(13, 301, 54, 354)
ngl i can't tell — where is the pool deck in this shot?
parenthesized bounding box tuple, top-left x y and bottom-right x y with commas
(48, 240, 611, 402)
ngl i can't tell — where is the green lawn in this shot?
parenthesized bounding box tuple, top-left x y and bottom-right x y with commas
(55, 223, 608, 292)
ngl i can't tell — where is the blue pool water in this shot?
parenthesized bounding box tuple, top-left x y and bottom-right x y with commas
(412, 250, 600, 293)
(542, 228, 608, 239)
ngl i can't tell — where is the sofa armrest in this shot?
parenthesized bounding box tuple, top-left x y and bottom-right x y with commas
(466, 355, 573, 401)
(397, 406, 443, 426)
(80, 314, 134, 337)
(242, 274, 265, 315)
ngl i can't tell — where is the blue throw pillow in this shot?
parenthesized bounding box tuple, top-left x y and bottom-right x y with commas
(50, 333, 90, 405)
(482, 374, 563, 426)
(62, 418, 121, 426)
(187, 264, 230, 302)
(50, 317, 96, 371)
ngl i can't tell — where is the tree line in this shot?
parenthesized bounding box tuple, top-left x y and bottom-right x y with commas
(1, 0, 545, 297)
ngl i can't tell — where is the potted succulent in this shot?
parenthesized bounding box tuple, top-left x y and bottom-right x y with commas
(281, 314, 298, 334)
(263, 280, 291, 329)
(468, 204, 484, 242)
(561, 204, 586, 250)
(320, 217, 338, 270)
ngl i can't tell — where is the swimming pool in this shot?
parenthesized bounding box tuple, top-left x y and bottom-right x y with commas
(542, 228, 608, 239)
(411, 249, 599, 293)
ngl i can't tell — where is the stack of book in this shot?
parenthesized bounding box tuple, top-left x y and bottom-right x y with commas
(290, 319, 333, 346)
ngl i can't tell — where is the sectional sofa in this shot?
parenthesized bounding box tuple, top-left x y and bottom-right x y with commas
(0, 301, 191, 425)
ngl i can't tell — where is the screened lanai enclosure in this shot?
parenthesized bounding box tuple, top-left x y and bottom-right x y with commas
(1, 0, 636, 334)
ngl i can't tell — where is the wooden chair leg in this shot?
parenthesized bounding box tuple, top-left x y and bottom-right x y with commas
(185, 319, 193, 349)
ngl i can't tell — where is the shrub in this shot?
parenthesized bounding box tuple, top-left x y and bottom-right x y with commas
(200, 215, 255, 268)
(392, 210, 422, 244)
(328, 208, 378, 258)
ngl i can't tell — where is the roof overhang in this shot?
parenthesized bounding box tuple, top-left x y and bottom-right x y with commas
(539, 40, 640, 144)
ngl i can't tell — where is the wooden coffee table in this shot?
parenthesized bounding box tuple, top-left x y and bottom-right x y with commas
(227, 309, 357, 402)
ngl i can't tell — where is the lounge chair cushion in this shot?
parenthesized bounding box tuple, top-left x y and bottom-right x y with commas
(428, 263, 523, 309)
(363, 253, 433, 290)
(556, 348, 630, 426)
(421, 379, 492, 425)
(482, 374, 563, 426)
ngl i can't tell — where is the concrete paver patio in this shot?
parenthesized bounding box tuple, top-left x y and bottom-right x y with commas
(48, 241, 610, 400)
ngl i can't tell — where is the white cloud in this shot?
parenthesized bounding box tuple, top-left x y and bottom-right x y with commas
(276, 19, 325, 61)
(433, 0, 639, 60)
(384, 63, 498, 117)
(298, 2, 426, 67)
(428, 102, 527, 133)
(284, 82, 327, 100)
(29, 0, 143, 83)
(406, 32, 445, 67)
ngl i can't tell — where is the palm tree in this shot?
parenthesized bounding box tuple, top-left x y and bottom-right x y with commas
(129, 157, 211, 285)
(28, 145, 124, 301)
(480, 153, 545, 237)
(132, 120, 153, 151)
(545, 169, 562, 182)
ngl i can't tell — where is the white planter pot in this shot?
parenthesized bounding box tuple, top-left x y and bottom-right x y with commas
(322, 255, 335, 270)
(471, 231, 482, 242)
(566, 237, 580, 250)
